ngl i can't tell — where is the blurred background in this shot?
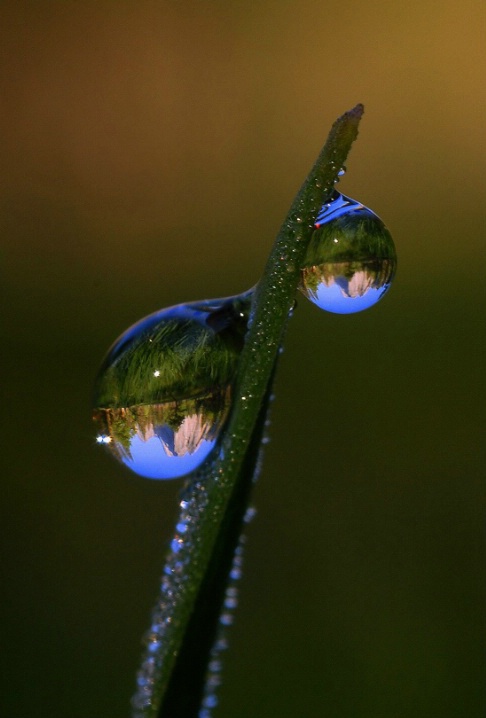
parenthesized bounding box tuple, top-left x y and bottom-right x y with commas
(1, 1, 485, 716)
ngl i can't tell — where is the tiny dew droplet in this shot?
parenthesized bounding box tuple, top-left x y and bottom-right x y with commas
(93, 291, 253, 479)
(299, 191, 397, 314)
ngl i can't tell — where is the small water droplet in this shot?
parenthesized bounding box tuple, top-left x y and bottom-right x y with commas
(300, 191, 397, 314)
(170, 538, 183, 553)
(209, 659, 223, 672)
(93, 291, 253, 479)
(141, 657, 156, 674)
(147, 639, 162, 654)
(220, 612, 234, 626)
(203, 694, 218, 709)
(136, 672, 152, 688)
(131, 694, 152, 711)
(243, 506, 257, 523)
(207, 674, 222, 688)
(215, 637, 229, 651)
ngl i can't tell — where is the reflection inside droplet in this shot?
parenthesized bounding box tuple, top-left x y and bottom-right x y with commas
(300, 191, 396, 314)
(302, 260, 395, 314)
(93, 390, 231, 479)
(93, 292, 252, 479)
(94, 388, 231, 479)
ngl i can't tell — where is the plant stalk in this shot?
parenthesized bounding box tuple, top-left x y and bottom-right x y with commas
(131, 104, 364, 718)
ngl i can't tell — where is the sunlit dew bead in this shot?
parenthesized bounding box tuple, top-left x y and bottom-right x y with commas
(299, 191, 397, 314)
(93, 291, 253, 480)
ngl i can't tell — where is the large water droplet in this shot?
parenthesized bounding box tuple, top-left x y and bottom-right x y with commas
(299, 191, 396, 314)
(93, 292, 252, 479)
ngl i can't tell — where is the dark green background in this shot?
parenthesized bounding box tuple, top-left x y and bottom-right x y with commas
(2, 2, 484, 716)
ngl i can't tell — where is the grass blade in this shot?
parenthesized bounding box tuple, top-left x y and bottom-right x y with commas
(131, 104, 365, 717)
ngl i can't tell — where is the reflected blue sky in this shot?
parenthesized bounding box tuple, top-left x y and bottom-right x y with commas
(313, 279, 391, 314)
(120, 432, 217, 480)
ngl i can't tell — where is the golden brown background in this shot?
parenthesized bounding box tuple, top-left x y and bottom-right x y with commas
(2, 1, 484, 716)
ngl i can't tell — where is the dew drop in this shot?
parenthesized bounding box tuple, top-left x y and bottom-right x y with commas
(93, 291, 253, 479)
(208, 659, 223, 673)
(300, 191, 397, 314)
(207, 674, 222, 688)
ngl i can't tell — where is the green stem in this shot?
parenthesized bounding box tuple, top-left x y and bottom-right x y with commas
(158, 364, 276, 717)
(131, 104, 364, 717)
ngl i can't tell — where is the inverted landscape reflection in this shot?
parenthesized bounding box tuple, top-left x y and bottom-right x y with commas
(303, 260, 394, 314)
(94, 395, 228, 479)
